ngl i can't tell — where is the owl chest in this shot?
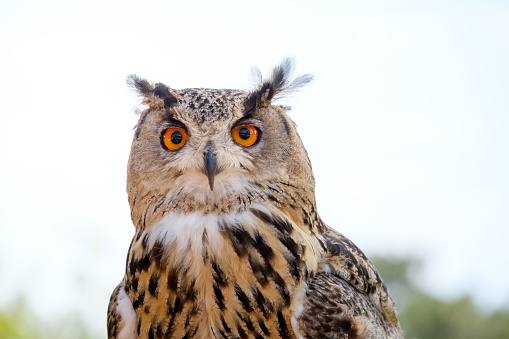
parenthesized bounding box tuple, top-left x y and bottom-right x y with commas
(124, 211, 305, 339)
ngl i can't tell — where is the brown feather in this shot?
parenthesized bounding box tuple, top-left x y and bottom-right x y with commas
(108, 59, 403, 339)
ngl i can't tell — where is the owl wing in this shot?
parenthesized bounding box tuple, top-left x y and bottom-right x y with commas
(297, 227, 404, 339)
(107, 283, 137, 339)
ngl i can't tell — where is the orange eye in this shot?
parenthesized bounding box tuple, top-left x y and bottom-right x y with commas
(162, 128, 188, 150)
(232, 126, 259, 147)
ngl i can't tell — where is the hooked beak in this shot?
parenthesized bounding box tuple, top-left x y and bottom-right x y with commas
(203, 145, 219, 191)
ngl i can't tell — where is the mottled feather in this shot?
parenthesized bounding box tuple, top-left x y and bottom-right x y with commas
(108, 59, 404, 339)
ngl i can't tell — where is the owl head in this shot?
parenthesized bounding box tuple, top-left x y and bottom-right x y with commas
(127, 59, 314, 227)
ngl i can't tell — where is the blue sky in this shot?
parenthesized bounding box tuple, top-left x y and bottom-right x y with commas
(1, 0, 508, 335)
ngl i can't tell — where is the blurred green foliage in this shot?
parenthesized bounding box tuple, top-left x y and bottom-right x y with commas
(372, 257, 509, 339)
(0, 297, 98, 339)
(1, 258, 508, 338)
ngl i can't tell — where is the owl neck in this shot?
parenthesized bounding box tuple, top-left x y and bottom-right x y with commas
(129, 178, 323, 234)
(124, 205, 324, 338)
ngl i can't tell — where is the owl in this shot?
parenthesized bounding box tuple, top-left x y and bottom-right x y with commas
(107, 59, 404, 339)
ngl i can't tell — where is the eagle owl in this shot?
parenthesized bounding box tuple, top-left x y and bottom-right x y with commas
(107, 59, 404, 339)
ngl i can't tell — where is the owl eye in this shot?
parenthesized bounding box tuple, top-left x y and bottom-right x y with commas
(162, 128, 188, 150)
(232, 126, 259, 147)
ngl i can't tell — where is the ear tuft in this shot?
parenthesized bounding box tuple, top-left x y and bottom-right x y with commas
(246, 58, 313, 110)
(127, 75, 178, 108)
(127, 74, 154, 96)
(154, 83, 178, 107)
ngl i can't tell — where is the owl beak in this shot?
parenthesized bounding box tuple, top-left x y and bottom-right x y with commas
(203, 145, 219, 191)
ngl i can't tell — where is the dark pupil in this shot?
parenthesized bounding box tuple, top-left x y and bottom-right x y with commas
(171, 131, 183, 144)
(238, 128, 251, 140)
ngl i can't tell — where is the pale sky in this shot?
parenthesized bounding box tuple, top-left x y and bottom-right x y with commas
(1, 0, 508, 336)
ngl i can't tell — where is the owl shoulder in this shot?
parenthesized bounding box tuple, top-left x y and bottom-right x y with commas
(294, 227, 403, 338)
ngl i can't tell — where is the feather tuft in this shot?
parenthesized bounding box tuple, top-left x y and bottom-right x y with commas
(127, 75, 178, 108)
(245, 58, 313, 111)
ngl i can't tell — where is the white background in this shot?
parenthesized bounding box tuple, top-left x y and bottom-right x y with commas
(1, 0, 508, 336)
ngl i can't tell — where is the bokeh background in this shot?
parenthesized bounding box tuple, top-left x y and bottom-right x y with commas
(1, 0, 508, 338)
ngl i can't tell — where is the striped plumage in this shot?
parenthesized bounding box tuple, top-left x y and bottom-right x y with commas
(107, 59, 404, 339)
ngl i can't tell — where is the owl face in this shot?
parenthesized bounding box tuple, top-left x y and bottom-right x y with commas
(126, 60, 314, 223)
